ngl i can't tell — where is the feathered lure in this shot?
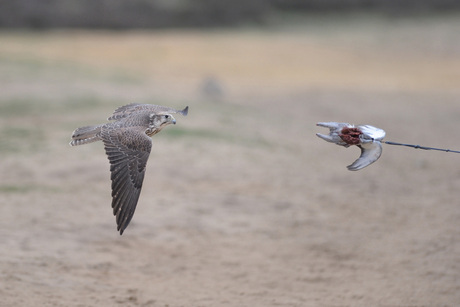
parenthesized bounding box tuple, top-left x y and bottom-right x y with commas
(316, 122, 459, 171)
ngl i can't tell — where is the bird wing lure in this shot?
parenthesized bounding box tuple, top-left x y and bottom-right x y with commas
(316, 122, 460, 171)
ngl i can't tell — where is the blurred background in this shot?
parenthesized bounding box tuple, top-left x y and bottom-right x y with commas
(0, 0, 459, 28)
(1, 2, 459, 306)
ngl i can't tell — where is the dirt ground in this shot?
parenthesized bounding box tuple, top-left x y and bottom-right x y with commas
(1, 14, 459, 307)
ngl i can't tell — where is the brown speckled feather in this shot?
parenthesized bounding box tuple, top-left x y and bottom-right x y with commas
(100, 125, 152, 235)
(109, 103, 188, 121)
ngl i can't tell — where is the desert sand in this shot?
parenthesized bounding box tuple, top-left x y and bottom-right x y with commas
(0, 14, 459, 306)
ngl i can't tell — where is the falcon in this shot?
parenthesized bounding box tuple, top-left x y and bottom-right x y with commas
(316, 122, 386, 171)
(70, 103, 188, 234)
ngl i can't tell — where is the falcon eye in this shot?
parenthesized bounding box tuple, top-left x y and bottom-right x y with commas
(164, 115, 169, 119)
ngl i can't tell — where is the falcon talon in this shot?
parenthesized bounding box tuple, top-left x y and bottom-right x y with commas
(316, 122, 386, 171)
(70, 103, 188, 235)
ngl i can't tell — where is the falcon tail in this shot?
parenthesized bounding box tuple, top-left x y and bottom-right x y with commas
(70, 124, 103, 146)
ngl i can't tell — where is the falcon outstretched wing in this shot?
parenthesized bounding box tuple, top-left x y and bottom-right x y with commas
(100, 126, 152, 234)
(347, 141, 383, 171)
(108, 103, 188, 121)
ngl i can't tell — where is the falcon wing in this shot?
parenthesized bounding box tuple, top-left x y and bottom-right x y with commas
(109, 103, 188, 120)
(100, 126, 152, 234)
(347, 141, 383, 171)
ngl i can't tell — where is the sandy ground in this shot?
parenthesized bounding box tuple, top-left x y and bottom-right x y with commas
(1, 14, 460, 306)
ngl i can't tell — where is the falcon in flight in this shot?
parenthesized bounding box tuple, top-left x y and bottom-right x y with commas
(70, 103, 188, 234)
(316, 122, 386, 171)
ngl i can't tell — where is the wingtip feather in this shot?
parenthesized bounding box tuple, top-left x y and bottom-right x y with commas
(180, 106, 189, 116)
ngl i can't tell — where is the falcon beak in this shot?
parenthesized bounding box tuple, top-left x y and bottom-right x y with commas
(172, 119, 176, 125)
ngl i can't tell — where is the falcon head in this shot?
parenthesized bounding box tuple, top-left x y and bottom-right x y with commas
(145, 113, 177, 137)
(146, 106, 188, 137)
(151, 106, 188, 129)
(152, 114, 177, 127)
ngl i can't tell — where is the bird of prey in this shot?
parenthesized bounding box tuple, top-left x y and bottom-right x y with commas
(316, 122, 386, 171)
(70, 103, 188, 234)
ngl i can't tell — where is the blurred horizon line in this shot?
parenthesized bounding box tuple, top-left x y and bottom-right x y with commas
(0, 0, 459, 30)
